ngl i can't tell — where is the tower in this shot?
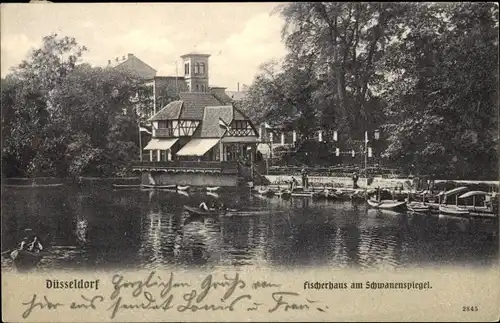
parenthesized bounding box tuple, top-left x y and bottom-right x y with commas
(181, 53, 210, 93)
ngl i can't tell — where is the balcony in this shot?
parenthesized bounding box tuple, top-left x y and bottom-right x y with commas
(131, 160, 239, 175)
(155, 128, 175, 138)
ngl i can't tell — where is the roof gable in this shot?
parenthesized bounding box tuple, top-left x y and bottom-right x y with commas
(150, 100, 183, 121)
(115, 55, 157, 72)
(193, 106, 233, 138)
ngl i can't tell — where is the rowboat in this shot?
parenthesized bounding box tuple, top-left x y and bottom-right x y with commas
(290, 191, 321, 199)
(367, 198, 407, 211)
(257, 187, 274, 197)
(184, 205, 237, 216)
(439, 205, 470, 216)
(318, 189, 336, 200)
(407, 202, 431, 213)
(141, 184, 177, 189)
(206, 186, 220, 192)
(275, 189, 291, 199)
(207, 192, 219, 198)
(3, 183, 63, 188)
(112, 184, 142, 189)
(10, 249, 46, 270)
(184, 205, 221, 216)
(177, 185, 190, 191)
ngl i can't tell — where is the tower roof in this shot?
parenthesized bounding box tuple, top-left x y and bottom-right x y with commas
(181, 52, 211, 58)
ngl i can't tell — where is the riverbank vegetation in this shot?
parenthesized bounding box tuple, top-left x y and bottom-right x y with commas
(240, 2, 498, 180)
(2, 34, 154, 178)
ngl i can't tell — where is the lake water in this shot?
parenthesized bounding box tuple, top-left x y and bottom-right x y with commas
(1, 186, 498, 271)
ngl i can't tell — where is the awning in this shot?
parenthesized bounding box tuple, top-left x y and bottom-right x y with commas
(144, 138, 178, 150)
(176, 138, 220, 156)
(458, 191, 489, 199)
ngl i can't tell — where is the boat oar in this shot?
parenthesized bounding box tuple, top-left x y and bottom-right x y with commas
(1, 249, 16, 256)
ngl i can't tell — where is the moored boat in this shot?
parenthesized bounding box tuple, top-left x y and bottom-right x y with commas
(112, 184, 142, 189)
(177, 185, 190, 191)
(407, 202, 431, 213)
(206, 186, 220, 192)
(257, 187, 274, 197)
(367, 198, 407, 211)
(457, 191, 497, 217)
(275, 189, 291, 199)
(207, 191, 219, 198)
(141, 184, 177, 189)
(438, 205, 470, 216)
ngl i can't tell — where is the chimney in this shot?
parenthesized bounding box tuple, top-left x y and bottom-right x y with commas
(128, 53, 133, 58)
(115, 57, 119, 62)
(122, 55, 125, 60)
(108, 60, 111, 65)
(237, 82, 240, 92)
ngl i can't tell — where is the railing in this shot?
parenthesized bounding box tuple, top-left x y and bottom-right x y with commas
(155, 128, 175, 137)
(130, 160, 239, 174)
(265, 165, 406, 178)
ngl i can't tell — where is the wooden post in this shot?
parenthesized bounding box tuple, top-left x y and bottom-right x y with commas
(138, 122, 143, 162)
(219, 126, 224, 161)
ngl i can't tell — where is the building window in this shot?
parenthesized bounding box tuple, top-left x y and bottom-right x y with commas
(196, 84, 200, 92)
(200, 63, 205, 74)
(194, 63, 200, 74)
(158, 121, 171, 129)
(185, 63, 189, 75)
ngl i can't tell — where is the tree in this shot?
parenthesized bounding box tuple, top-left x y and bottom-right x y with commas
(2, 33, 151, 177)
(381, 2, 498, 179)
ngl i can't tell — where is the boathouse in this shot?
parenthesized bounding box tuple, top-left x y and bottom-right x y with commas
(132, 91, 260, 187)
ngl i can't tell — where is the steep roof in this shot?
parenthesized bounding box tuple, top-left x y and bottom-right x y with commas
(233, 107, 250, 121)
(149, 92, 225, 121)
(193, 106, 233, 138)
(210, 90, 233, 105)
(177, 92, 223, 119)
(150, 100, 183, 121)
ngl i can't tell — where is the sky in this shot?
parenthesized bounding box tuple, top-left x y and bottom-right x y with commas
(1, 3, 287, 91)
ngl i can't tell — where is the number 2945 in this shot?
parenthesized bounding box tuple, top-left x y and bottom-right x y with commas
(462, 306, 478, 312)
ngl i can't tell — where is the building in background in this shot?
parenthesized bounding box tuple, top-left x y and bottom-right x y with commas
(107, 53, 157, 79)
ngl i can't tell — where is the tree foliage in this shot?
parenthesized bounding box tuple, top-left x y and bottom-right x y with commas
(242, 2, 498, 179)
(2, 34, 152, 177)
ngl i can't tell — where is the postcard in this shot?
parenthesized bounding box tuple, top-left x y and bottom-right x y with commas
(1, 2, 499, 322)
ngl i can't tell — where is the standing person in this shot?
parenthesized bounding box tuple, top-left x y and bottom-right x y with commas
(352, 172, 359, 189)
(301, 167, 306, 188)
(301, 167, 309, 189)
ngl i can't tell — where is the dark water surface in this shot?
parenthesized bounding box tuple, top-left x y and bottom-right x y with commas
(1, 186, 498, 271)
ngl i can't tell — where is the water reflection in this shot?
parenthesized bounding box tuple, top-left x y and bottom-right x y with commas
(1, 186, 498, 271)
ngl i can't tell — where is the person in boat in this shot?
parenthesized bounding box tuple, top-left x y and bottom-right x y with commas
(199, 202, 209, 211)
(289, 177, 299, 191)
(210, 201, 228, 211)
(19, 229, 43, 253)
(301, 167, 309, 189)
